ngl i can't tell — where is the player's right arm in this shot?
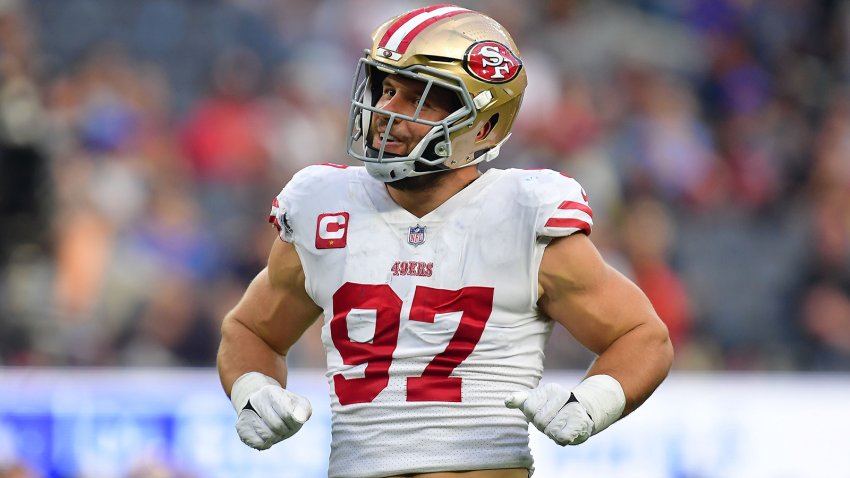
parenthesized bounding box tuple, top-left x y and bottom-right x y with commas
(217, 238, 323, 449)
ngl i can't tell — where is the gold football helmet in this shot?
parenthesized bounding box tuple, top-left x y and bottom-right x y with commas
(346, 5, 528, 182)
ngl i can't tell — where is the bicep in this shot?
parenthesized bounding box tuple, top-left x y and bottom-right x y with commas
(538, 234, 660, 354)
(227, 239, 323, 355)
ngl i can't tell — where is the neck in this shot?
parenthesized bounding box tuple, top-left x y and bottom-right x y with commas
(386, 167, 482, 218)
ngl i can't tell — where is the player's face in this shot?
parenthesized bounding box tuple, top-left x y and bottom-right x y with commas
(369, 74, 459, 156)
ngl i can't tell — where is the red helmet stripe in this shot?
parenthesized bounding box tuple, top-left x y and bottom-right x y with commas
(378, 5, 447, 48)
(396, 9, 470, 54)
(379, 5, 470, 54)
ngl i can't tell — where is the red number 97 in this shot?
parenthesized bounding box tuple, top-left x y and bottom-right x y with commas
(330, 282, 494, 405)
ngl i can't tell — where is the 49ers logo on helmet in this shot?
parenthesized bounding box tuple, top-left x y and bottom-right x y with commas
(463, 40, 522, 84)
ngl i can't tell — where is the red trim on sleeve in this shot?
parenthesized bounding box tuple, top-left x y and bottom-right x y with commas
(269, 214, 281, 231)
(544, 218, 591, 233)
(557, 200, 593, 217)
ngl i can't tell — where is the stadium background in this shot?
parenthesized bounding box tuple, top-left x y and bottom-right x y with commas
(0, 0, 849, 476)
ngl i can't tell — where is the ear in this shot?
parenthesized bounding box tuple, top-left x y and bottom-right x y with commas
(475, 119, 494, 141)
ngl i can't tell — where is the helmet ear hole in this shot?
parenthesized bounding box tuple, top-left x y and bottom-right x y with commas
(488, 113, 499, 130)
(476, 114, 499, 141)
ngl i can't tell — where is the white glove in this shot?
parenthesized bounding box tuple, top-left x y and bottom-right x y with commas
(505, 375, 626, 446)
(230, 372, 312, 450)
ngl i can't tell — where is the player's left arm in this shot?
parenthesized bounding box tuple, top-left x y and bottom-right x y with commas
(507, 232, 673, 445)
(539, 232, 673, 415)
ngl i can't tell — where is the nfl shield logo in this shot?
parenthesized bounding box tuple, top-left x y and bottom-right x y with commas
(408, 224, 426, 246)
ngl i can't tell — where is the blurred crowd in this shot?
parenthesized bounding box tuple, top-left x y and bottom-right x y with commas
(1, 0, 850, 374)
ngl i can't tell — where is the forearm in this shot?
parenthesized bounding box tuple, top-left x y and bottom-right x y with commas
(585, 321, 673, 416)
(217, 315, 289, 397)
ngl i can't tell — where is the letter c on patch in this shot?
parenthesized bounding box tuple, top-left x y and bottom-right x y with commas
(316, 212, 349, 249)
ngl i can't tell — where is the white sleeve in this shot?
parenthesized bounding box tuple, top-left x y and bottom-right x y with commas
(267, 165, 329, 244)
(532, 170, 593, 238)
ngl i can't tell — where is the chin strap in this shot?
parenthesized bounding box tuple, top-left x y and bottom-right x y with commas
(485, 133, 511, 162)
(466, 133, 512, 167)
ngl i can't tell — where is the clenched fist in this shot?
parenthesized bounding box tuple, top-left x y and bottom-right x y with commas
(231, 372, 312, 450)
(505, 382, 593, 446)
(505, 375, 626, 446)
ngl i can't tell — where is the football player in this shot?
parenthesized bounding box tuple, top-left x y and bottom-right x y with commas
(218, 5, 673, 478)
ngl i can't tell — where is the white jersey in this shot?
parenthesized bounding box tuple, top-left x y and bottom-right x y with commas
(269, 165, 592, 478)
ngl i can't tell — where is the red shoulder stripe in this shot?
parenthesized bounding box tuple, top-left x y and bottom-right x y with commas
(557, 200, 593, 217)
